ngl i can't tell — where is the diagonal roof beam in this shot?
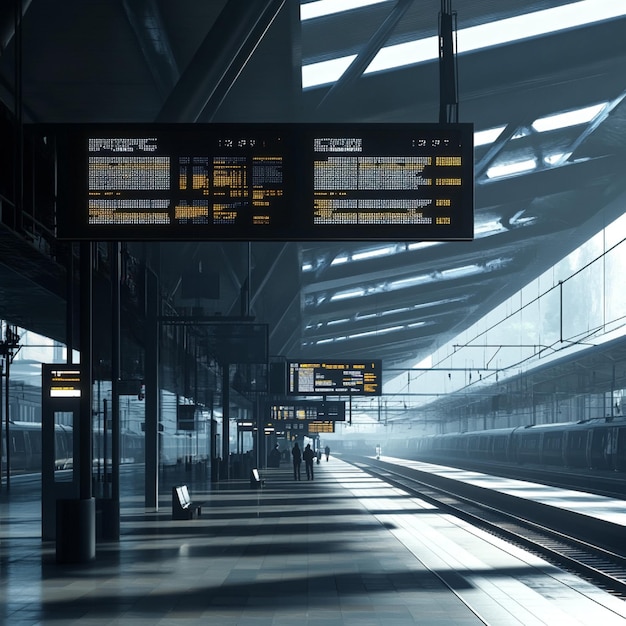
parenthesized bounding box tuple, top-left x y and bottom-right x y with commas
(121, 0, 180, 99)
(156, 0, 286, 122)
(316, 0, 415, 114)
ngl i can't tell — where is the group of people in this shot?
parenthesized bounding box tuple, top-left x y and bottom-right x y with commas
(290, 442, 330, 480)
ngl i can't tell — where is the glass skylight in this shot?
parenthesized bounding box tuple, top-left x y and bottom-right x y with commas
(300, 0, 391, 21)
(303, 0, 626, 88)
(474, 126, 506, 147)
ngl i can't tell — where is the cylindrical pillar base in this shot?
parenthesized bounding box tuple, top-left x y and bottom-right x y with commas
(56, 497, 96, 563)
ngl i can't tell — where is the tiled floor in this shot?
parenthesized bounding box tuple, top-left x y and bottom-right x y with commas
(1, 457, 626, 625)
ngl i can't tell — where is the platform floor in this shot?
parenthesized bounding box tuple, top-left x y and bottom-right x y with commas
(2, 457, 626, 625)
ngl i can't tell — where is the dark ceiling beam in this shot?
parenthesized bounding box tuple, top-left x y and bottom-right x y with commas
(0, 0, 31, 56)
(249, 243, 291, 311)
(156, 0, 286, 122)
(315, 0, 414, 116)
(121, 0, 180, 99)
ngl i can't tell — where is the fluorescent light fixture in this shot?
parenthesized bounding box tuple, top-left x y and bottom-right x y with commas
(331, 254, 349, 265)
(352, 245, 396, 261)
(381, 307, 411, 316)
(474, 220, 506, 237)
(301, 0, 391, 21)
(348, 326, 404, 339)
(486, 158, 537, 179)
(389, 274, 431, 290)
(302, 262, 313, 272)
(407, 241, 441, 251)
(327, 318, 350, 325)
(413, 296, 466, 309)
(330, 288, 365, 301)
(474, 126, 506, 147)
(315, 337, 337, 345)
(441, 264, 481, 279)
(544, 152, 572, 166)
(303, 0, 626, 88)
(407, 321, 426, 328)
(532, 103, 606, 132)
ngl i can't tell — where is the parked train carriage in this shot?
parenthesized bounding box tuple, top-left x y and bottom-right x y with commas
(389, 417, 626, 474)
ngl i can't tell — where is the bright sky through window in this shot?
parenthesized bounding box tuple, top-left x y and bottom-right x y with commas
(302, 0, 626, 88)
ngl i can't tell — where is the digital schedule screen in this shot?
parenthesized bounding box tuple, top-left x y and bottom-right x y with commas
(287, 360, 381, 396)
(268, 400, 346, 421)
(49, 123, 473, 241)
(42, 364, 82, 398)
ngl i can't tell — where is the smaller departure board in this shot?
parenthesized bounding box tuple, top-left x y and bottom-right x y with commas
(307, 421, 335, 434)
(46, 122, 473, 241)
(287, 360, 381, 396)
(268, 400, 345, 421)
(42, 364, 82, 398)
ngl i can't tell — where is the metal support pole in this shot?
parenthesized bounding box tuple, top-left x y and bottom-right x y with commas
(79, 241, 93, 501)
(1, 361, 6, 491)
(145, 268, 159, 508)
(111, 242, 121, 503)
(222, 363, 230, 479)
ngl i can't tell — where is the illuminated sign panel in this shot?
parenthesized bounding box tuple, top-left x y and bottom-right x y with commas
(287, 360, 381, 396)
(268, 400, 345, 421)
(42, 365, 82, 398)
(307, 421, 335, 434)
(50, 123, 473, 241)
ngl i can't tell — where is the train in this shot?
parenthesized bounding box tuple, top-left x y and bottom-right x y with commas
(385, 417, 626, 473)
(1, 419, 208, 474)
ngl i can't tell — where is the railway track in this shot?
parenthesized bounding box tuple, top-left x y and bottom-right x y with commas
(348, 456, 626, 599)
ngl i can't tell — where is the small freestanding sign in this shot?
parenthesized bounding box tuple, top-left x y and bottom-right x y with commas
(41, 364, 95, 563)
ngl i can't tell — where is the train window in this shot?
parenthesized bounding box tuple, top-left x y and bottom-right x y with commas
(544, 434, 562, 451)
(29, 432, 42, 455)
(11, 431, 27, 454)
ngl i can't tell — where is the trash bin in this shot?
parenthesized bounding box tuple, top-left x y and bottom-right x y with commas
(56, 497, 96, 563)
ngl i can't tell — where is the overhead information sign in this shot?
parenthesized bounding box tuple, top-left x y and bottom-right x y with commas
(287, 360, 381, 396)
(48, 122, 474, 241)
(307, 421, 335, 434)
(268, 400, 346, 421)
(42, 364, 82, 398)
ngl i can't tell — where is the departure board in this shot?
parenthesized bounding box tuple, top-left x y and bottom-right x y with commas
(287, 360, 381, 396)
(268, 400, 346, 421)
(42, 364, 82, 398)
(49, 123, 473, 241)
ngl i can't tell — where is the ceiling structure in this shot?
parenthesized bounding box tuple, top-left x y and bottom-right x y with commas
(1, 0, 626, 382)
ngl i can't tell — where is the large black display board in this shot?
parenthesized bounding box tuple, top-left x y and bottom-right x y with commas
(287, 360, 381, 396)
(48, 122, 474, 241)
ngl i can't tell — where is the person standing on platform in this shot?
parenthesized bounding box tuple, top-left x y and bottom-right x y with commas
(303, 443, 315, 480)
(291, 442, 302, 481)
(324, 445, 330, 461)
